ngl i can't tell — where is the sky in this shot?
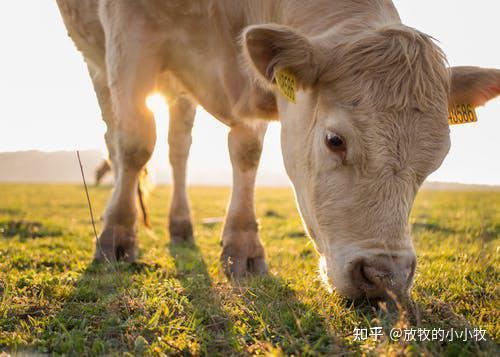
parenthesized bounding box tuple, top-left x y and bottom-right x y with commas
(0, 1, 499, 185)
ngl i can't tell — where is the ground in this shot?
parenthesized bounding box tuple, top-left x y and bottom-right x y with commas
(0, 184, 498, 356)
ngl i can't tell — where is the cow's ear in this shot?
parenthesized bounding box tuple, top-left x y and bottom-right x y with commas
(242, 24, 320, 88)
(449, 66, 500, 107)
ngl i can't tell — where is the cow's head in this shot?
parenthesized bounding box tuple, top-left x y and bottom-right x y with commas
(243, 24, 500, 299)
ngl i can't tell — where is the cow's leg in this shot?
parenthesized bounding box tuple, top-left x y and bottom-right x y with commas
(94, 16, 159, 262)
(87, 65, 117, 177)
(221, 121, 268, 277)
(89, 63, 152, 228)
(167, 96, 196, 244)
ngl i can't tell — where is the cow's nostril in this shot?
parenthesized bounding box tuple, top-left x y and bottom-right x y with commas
(351, 253, 416, 298)
(352, 260, 376, 291)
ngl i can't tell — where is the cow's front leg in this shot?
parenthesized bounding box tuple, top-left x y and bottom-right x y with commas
(221, 121, 268, 277)
(95, 84, 157, 262)
(94, 12, 159, 262)
(168, 96, 196, 244)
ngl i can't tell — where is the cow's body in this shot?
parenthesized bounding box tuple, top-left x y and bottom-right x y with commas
(57, 0, 400, 124)
(57, 0, 500, 299)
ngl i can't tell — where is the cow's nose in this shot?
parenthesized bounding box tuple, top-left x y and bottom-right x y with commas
(351, 253, 416, 298)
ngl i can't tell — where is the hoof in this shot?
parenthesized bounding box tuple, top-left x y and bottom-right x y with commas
(94, 242, 136, 263)
(169, 219, 194, 245)
(93, 226, 137, 263)
(220, 241, 268, 278)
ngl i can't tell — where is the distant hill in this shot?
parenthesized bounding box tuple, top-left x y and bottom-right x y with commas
(0, 150, 499, 190)
(0, 150, 239, 185)
(0, 150, 104, 183)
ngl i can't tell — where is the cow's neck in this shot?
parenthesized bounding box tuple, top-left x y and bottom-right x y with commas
(161, 0, 400, 124)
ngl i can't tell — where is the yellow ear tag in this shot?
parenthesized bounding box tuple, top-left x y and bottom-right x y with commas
(448, 104, 477, 125)
(275, 69, 297, 104)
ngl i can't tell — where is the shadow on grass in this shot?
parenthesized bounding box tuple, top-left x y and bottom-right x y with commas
(35, 251, 237, 356)
(412, 221, 457, 235)
(167, 242, 239, 355)
(168, 240, 349, 355)
(30, 243, 339, 355)
(0, 219, 63, 241)
(30, 249, 494, 355)
(228, 274, 347, 355)
(37, 261, 161, 355)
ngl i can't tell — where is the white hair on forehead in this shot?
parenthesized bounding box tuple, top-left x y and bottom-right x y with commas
(319, 24, 450, 112)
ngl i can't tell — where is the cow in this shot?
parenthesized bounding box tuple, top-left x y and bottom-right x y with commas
(94, 158, 111, 186)
(56, 0, 500, 299)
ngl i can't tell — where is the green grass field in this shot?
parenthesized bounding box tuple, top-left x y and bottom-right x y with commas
(0, 184, 498, 355)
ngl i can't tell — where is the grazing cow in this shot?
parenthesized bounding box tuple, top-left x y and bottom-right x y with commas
(94, 158, 111, 186)
(56, 0, 500, 299)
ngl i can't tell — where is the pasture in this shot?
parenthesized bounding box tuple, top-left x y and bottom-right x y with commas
(0, 184, 498, 355)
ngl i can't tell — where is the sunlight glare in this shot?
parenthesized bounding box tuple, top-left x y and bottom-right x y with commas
(146, 93, 169, 120)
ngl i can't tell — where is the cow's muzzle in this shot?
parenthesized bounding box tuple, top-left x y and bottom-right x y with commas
(351, 252, 416, 299)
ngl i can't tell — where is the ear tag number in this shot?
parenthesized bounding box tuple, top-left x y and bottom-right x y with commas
(448, 104, 477, 125)
(275, 69, 297, 104)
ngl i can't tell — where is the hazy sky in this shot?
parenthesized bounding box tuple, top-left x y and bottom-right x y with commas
(0, 1, 499, 185)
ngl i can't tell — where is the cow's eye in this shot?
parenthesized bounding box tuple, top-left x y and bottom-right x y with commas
(325, 133, 346, 153)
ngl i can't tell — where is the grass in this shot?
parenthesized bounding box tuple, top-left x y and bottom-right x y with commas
(0, 184, 498, 355)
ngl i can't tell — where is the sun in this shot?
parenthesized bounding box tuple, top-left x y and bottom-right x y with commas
(146, 93, 168, 119)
